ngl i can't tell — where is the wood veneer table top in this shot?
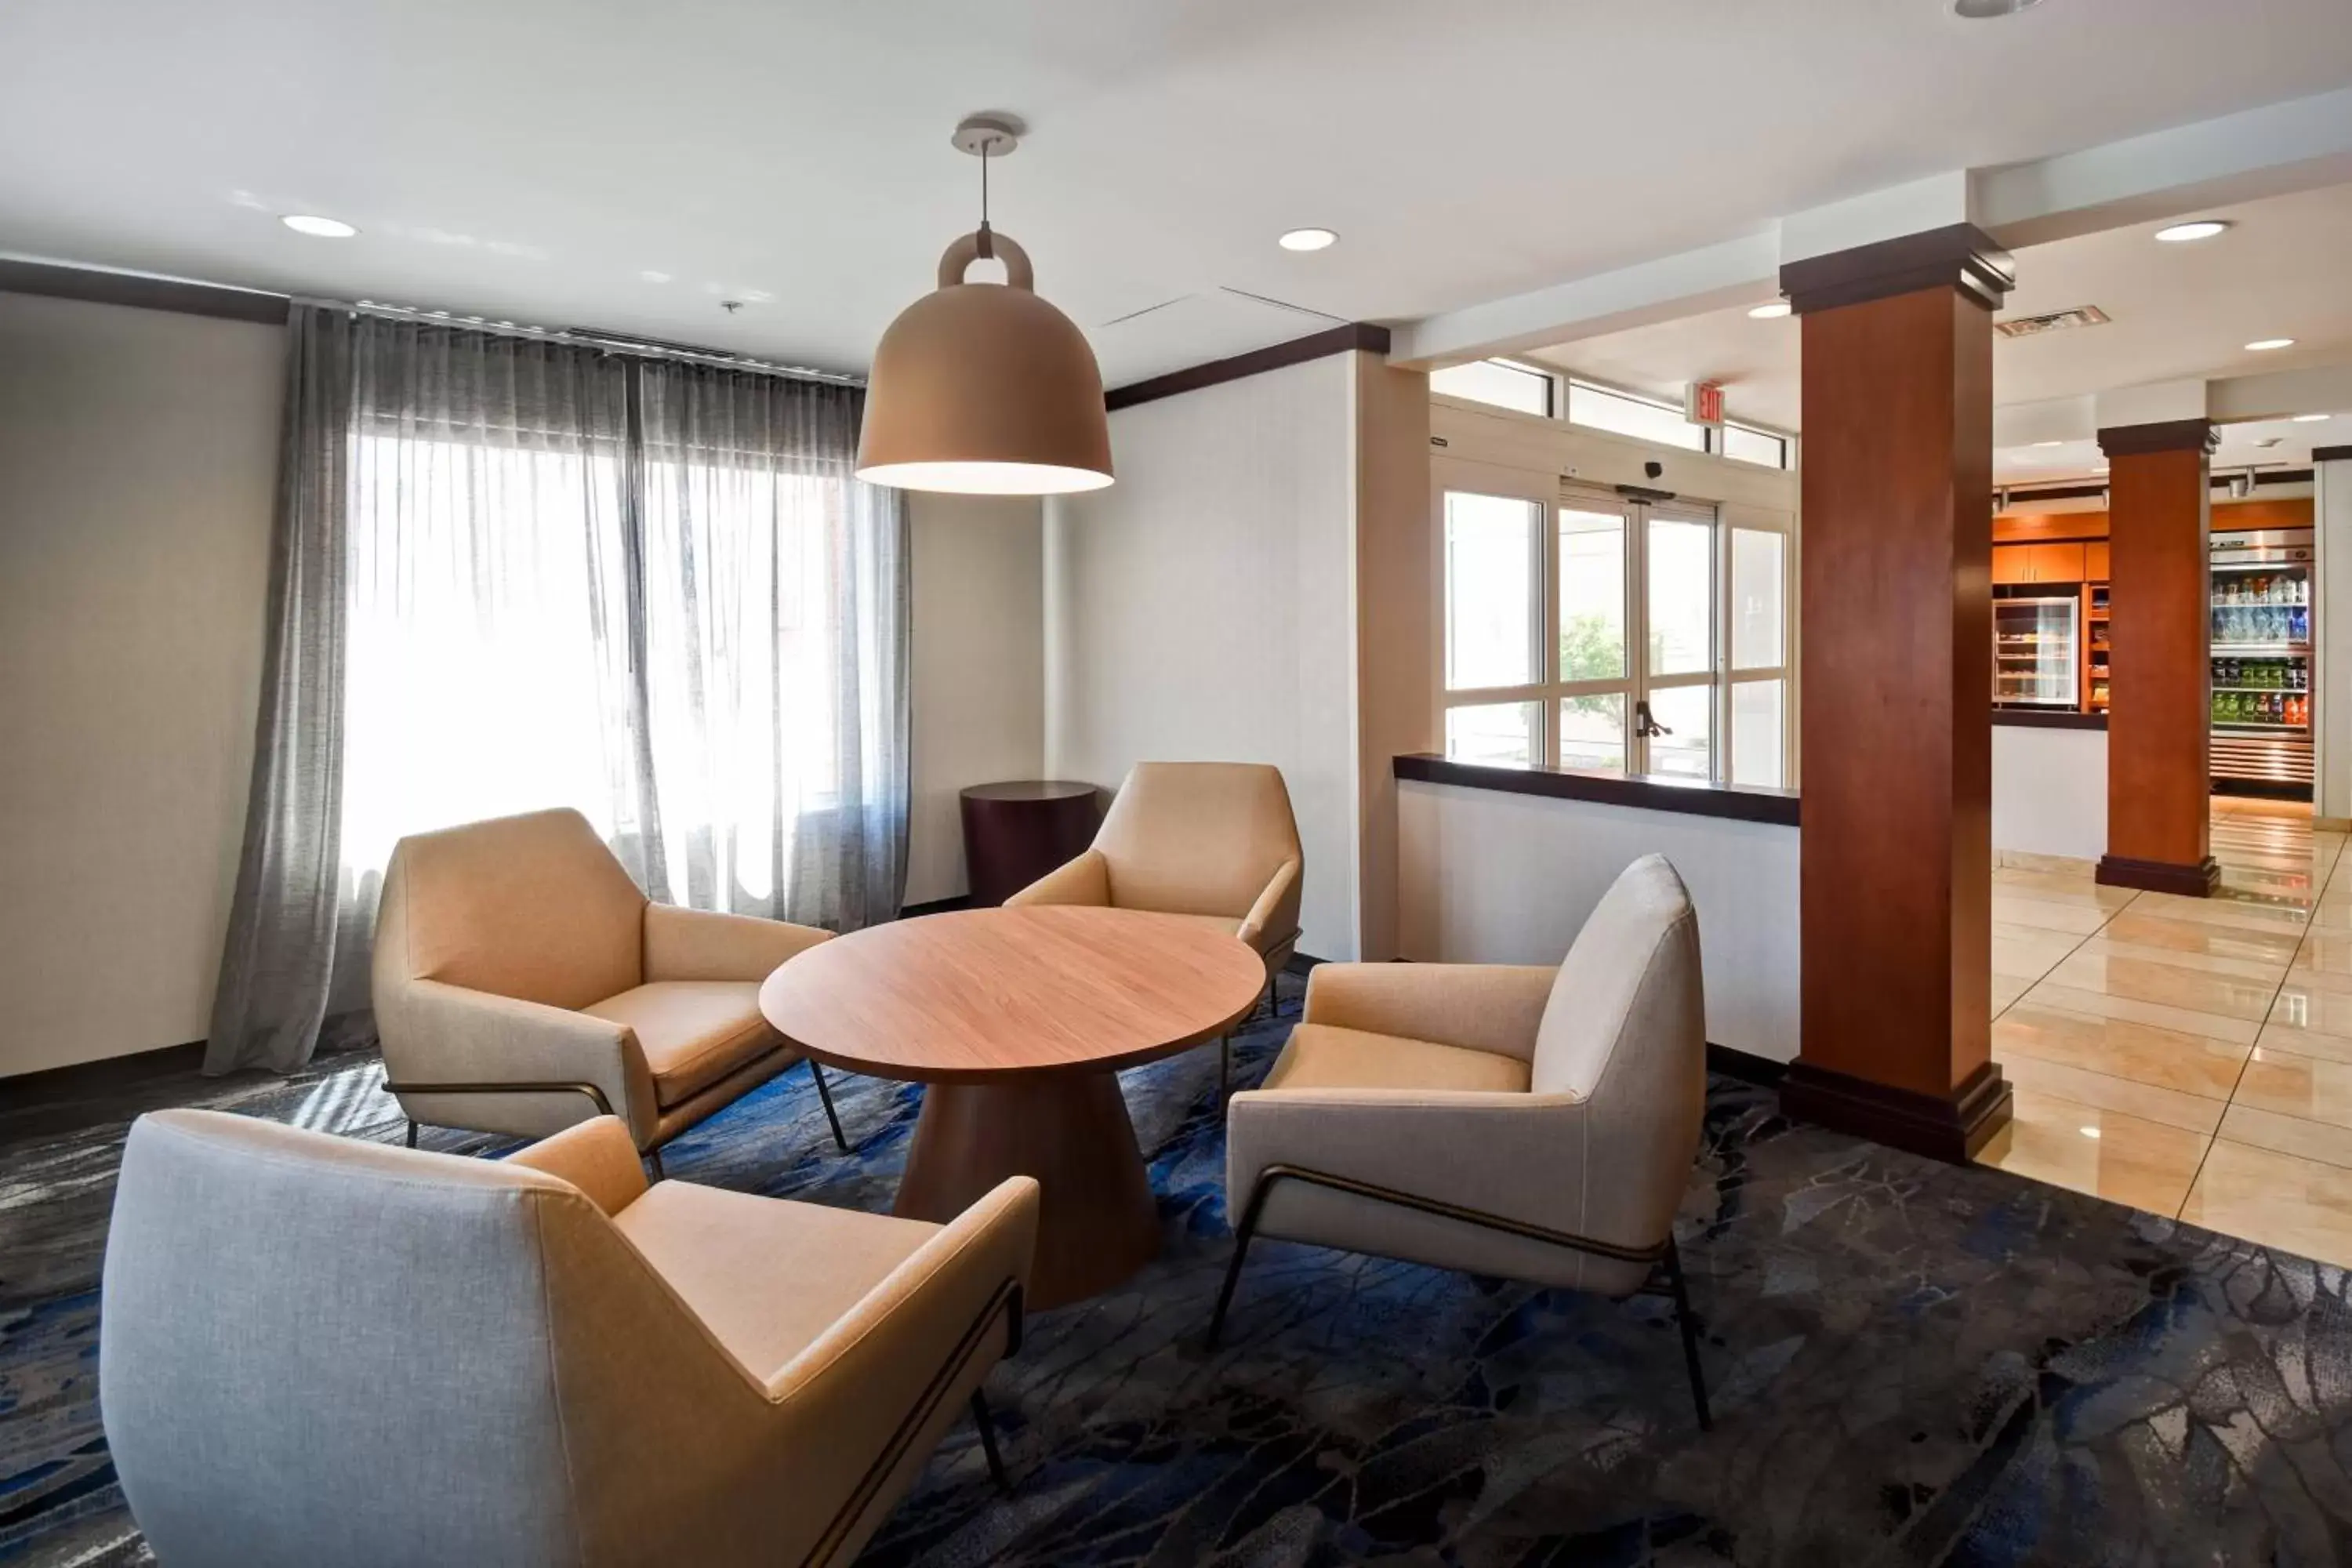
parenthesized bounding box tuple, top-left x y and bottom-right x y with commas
(757, 906, 1266, 1083)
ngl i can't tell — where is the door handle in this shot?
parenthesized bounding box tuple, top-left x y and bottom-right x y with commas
(1634, 700, 1671, 739)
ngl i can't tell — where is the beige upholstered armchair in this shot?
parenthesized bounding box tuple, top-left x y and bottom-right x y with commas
(374, 808, 847, 1171)
(1212, 854, 1711, 1425)
(1007, 761, 1303, 1090)
(102, 1110, 1037, 1567)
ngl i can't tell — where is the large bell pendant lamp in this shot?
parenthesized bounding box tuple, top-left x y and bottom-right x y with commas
(856, 115, 1114, 495)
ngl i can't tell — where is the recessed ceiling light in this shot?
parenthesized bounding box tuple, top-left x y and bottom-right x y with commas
(2246, 338, 2296, 352)
(1951, 0, 2042, 16)
(2154, 220, 2231, 244)
(2031, 440, 2066, 448)
(1748, 302, 1792, 320)
(281, 214, 357, 238)
(1278, 227, 1338, 252)
(2292, 413, 2331, 423)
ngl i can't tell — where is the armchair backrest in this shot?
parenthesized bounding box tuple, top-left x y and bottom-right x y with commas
(1530, 855, 1707, 1250)
(100, 1109, 760, 1566)
(376, 807, 648, 1011)
(1094, 762, 1303, 923)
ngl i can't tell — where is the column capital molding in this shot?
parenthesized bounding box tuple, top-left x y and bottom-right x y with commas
(1777, 223, 2015, 316)
(2096, 419, 2219, 458)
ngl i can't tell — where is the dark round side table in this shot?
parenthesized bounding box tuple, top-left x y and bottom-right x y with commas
(959, 781, 1103, 907)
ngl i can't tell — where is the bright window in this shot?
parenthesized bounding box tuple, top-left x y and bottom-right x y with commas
(1723, 422, 1790, 470)
(1430, 359, 1555, 417)
(1444, 492, 1539, 690)
(1565, 381, 1705, 451)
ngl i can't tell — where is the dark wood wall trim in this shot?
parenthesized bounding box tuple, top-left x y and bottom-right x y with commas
(2096, 854, 2222, 896)
(1707, 1044, 1788, 1087)
(1779, 223, 2016, 316)
(1394, 753, 1801, 827)
(2314, 445, 2352, 464)
(1105, 322, 1392, 412)
(0, 257, 288, 325)
(2097, 419, 2218, 458)
(1992, 709, 2107, 731)
(1780, 1059, 2012, 1163)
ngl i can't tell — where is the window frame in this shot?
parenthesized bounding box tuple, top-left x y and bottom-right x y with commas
(1435, 460, 1797, 786)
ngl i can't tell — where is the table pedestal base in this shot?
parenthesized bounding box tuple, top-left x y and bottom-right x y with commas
(895, 1072, 1160, 1308)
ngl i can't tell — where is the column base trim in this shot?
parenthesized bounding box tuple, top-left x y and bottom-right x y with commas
(1779, 1060, 2012, 1164)
(2095, 855, 2221, 897)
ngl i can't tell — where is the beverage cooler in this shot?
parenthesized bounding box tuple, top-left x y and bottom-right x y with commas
(1994, 596, 2082, 710)
(2210, 528, 2316, 797)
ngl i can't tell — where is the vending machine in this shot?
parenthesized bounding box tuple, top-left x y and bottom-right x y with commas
(2210, 527, 2316, 797)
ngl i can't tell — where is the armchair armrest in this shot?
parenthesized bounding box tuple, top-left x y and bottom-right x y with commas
(644, 902, 831, 983)
(736, 1178, 1039, 1562)
(1236, 858, 1301, 953)
(765, 1174, 1040, 1403)
(505, 1114, 648, 1217)
(1004, 848, 1111, 909)
(379, 978, 660, 1145)
(1302, 963, 1556, 1062)
(1226, 1089, 1592, 1242)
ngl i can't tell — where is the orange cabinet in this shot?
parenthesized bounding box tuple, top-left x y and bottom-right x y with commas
(2034, 542, 2086, 583)
(1992, 542, 2089, 585)
(2086, 541, 2111, 581)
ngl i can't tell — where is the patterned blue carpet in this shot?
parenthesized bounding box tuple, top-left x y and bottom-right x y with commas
(10, 973, 2352, 1564)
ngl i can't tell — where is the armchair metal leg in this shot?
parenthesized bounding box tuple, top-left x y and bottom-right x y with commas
(404, 1120, 419, 1149)
(645, 1147, 666, 1181)
(1664, 1238, 1712, 1432)
(969, 1389, 1011, 1494)
(808, 1059, 850, 1152)
(1205, 1183, 1267, 1350)
(1219, 1036, 1232, 1103)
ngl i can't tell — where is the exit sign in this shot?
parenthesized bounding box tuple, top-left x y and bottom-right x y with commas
(1685, 381, 1726, 428)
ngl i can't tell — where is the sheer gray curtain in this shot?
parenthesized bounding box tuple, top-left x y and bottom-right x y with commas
(206, 305, 909, 1075)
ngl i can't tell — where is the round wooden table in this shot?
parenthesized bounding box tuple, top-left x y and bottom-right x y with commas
(757, 906, 1266, 1307)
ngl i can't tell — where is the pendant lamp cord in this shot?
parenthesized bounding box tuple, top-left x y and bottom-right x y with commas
(976, 140, 995, 260)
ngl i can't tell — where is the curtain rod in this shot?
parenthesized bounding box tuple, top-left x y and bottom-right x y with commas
(299, 296, 866, 389)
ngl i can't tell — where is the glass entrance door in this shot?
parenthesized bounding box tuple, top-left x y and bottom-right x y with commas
(1439, 467, 1788, 786)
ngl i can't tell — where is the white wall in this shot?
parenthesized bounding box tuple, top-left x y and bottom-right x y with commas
(1045, 354, 1362, 960)
(906, 492, 1044, 905)
(0, 293, 281, 1076)
(1991, 726, 2109, 862)
(1397, 780, 1802, 1062)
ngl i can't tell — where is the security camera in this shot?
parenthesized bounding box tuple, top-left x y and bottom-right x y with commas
(1644, 460, 1664, 480)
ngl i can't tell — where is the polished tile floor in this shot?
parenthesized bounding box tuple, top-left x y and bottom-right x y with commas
(1978, 797, 2352, 1265)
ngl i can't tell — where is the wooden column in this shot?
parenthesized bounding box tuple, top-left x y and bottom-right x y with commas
(2096, 421, 2220, 895)
(1777, 225, 2014, 1163)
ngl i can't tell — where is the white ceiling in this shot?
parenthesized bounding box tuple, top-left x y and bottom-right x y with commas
(1527, 181, 2352, 479)
(5, 0, 2352, 387)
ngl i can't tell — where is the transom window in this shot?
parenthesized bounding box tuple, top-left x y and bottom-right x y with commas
(1432, 359, 1795, 471)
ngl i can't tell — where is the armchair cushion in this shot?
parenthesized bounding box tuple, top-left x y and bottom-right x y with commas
(1263, 1024, 1530, 1095)
(581, 982, 781, 1109)
(614, 1183, 942, 1385)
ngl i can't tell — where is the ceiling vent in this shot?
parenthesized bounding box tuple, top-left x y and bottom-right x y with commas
(1994, 305, 2111, 339)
